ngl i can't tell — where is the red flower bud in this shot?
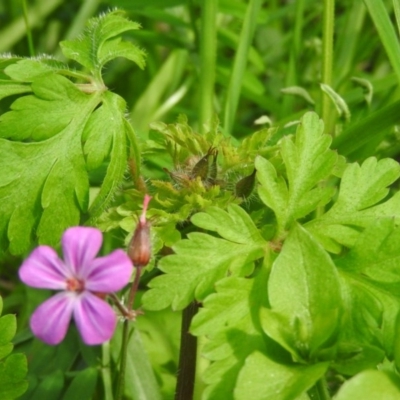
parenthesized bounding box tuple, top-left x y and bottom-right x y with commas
(128, 195, 152, 267)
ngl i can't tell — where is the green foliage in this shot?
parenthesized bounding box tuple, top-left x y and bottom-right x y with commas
(234, 352, 327, 400)
(141, 111, 400, 397)
(0, 296, 28, 400)
(306, 156, 400, 253)
(256, 112, 337, 238)
(142, 204, 266, 311)
(60, 11, 145, 82)
(191, 267, 271, 400)
(0, 10, 144, 254)
(334, 370, 400, 400)
(3, 1, 400, 399)
(261, 224, 342, 363)
(111, 324, 162, 400)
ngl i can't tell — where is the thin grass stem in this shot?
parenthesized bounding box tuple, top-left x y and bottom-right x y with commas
(199, 0, 218, 133)
(114, 320, 130, 400)
(321, 0, 335, 133)
(223, 0, 263, 136)
(22, 0, 35, 56)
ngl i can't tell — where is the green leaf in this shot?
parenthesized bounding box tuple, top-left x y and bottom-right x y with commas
(335, 219, 400, 355)
(351, 77, 373, 106)
(256, 112, 337, 236)
(320, 83, 351, 121)
(0, 315, 16, 360)
(191, 271, 268, 337)
(111, 324, 162, 400)
(0, 80, 31, 100)
(4, 57, 88, 83)
(332, 99, 400, 157)
(364, 0, 400, 86)
(190, 262, 286, 400)
(84, 92, 130, 224)
(255, 156, 289, 231)
(306, 157, 400, 252)
(0, 354, 29, 400)
(61, 368, 97, 400)
(29, 370, 64, 400)
(326, 158, 399, 214)
(135, 306, 181, 398)
(0, 74, 102, 253)
(261, 224, 342, 361)
(234, 351, 328, 400)
(142, 207, 265, 311)
(280, 86, 315, 105)
(60, 10, 145, 80)
(0, 295, 28, 400)
(190, 204, 265, 245)
(334, 370, 400, 400)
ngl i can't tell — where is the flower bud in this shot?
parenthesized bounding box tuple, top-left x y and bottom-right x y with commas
(235, 169, 256, 199)
(190, 147, 216, 181)
(128, 195, 152, 267)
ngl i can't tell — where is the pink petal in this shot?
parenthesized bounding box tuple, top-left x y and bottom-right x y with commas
(30, 292, 76, 345)
(73, 292, 117, 345)
(62, 227, 103, 275)
(19, 246, 68, 290)
(84, 250, 133, 293)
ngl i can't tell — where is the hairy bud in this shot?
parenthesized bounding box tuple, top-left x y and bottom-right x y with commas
(128, 195, 152, 267)
(235, 169, 256, 199)
(190, 147, 217, 181)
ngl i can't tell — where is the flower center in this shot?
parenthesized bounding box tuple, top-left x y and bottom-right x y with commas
(66, 277, 85, 292)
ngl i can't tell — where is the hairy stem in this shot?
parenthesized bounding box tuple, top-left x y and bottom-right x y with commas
(114, 266, 143, 399)
(127, 266, 142, 311)
(175, 301, 199, 400)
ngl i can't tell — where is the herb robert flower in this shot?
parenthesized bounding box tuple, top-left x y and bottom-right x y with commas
(19, 227, 133, 345)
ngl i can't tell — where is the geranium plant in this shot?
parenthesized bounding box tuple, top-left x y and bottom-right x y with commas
(2, 1, 400, 400)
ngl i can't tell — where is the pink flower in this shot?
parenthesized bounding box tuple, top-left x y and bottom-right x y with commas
(19, 227, 133, 345)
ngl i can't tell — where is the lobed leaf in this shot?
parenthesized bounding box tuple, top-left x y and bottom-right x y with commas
(60, 10, 145, 80)
(306, 157, 400, 252)
(142, 207, 266, 311)
(256, 112, 337, 237)
(0, 74, 102, 253)
(190, 204, 265, 245)
(0, 354, 28, 400)
(335, 219, 400, 355)
(0, 315, 16, 360)
(0, 296, 28, 399)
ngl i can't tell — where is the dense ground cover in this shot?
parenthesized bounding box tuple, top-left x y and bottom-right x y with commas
(2, 0, 400, 399)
